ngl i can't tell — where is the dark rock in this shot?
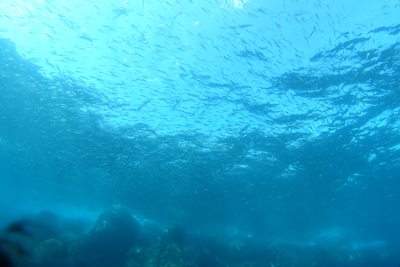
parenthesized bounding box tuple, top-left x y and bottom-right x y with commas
(159, 242, 186, 267)
(82, 208, 141, 266)
(145, 242, 190, 267)
(0, 247, 14, 267)
(127, 246, 145, 264)
(137, 223, 160, 249)
(195, 253, 224, 267)
(160, 223, 186, 247)
(34, 211, 58, 241)
(31, 238, 68, 267)
(124, 258, 141, 267)
(36, 211, 57, 230)
(58, 231, 83, 260)
(143, 223, 193, 267)
(299, 244, 340, 267)
(58, 217, 87, 235)
(264, 242, 298, 267)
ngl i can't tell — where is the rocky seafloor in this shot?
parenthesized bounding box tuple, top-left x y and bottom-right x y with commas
(1, 209, 399, 267)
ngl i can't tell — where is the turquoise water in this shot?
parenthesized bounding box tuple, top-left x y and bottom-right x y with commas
(1, 0, 400, 265)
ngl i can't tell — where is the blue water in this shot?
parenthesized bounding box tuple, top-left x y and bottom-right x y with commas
(1, 0, 400, 265)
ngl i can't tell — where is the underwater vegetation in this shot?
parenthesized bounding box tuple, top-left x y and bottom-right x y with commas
(0, 208, 399, 267)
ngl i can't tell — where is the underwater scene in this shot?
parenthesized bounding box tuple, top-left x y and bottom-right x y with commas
(1, 0, 400, 266)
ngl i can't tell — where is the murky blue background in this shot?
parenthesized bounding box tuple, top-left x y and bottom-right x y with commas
(1, 0, 400, 251)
